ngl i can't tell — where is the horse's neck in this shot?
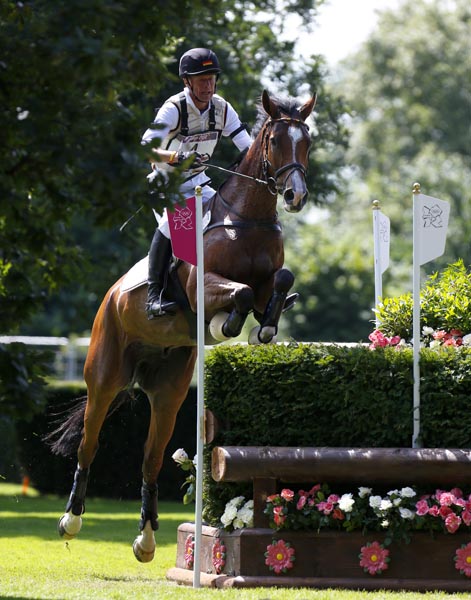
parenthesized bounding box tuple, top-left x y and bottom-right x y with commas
(220, 141, 277, 221)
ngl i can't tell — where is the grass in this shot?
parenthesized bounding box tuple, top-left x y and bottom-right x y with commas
(0, 482, 468, 600)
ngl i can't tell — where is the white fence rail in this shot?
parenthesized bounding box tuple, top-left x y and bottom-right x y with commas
(0, 336, 91, 381)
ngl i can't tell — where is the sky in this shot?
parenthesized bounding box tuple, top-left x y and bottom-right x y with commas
(294, 0, 403, 65)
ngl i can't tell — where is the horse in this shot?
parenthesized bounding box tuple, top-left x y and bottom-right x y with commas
(50, 89, 316, 562)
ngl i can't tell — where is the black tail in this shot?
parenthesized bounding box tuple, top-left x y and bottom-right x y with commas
(44, 391, 131, 457)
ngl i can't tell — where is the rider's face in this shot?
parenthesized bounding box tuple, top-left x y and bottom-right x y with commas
(186, 73, 217, 108)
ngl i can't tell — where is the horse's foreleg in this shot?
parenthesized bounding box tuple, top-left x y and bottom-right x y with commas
(199, 273, 255, 341)
(133, 347, 197, 563)
(251, 268, 295, 343)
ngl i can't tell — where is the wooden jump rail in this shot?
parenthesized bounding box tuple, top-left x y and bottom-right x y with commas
(211, 446, 471, 527)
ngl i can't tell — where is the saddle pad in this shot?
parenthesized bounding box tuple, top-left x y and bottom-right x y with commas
(120, 256, 148, 292)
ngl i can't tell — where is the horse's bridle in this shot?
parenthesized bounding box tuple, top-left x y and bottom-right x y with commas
(261, 117, 310, 196)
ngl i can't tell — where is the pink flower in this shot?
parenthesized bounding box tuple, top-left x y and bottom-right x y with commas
(415, 499, 429, 516)
(368, 330, 389, 349)
(433, 330, 448, 340)
(308, 484, 321, 496)
(455, 542, 471, 578)
(389, 335, 401, 345)
(265, 539, 296, 574)
(327, 494, 339, 504)
(266, 494, 279, 503)
(462, 510, 471, 527)
(296, 495, 307, 510)
(280, 488, 294, 502)
(439, 492, 455, 506)
(184, 534, 195, 569)
(317, 501, 334, 515)
(428, 505, 440, 517)
(359, 541, 390, 576)
(445, 513, 461, 534)
(212, 539, 226, 574)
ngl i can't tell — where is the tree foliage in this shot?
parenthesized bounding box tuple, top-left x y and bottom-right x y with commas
(1, 0, 352, 413)
(282, 0, 470, 342)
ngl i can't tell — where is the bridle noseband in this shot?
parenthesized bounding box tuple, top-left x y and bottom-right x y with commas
(261, 117, 310, 196)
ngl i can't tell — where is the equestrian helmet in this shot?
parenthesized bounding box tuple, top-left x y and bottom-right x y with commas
(179, 48, 221, 78)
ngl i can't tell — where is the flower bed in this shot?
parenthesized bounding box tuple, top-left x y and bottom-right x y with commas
(168, 522, 471, 591)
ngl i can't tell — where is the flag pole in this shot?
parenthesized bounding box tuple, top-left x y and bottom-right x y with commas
(372, 200, 383, 328)
(412, 182, 421, 448)
(193, 185, 205, 588)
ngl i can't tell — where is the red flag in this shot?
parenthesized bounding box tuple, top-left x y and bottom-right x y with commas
(167, 196, 197, 266)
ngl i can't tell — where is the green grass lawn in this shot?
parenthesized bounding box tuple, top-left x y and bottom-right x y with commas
(0, 482, 468, 600)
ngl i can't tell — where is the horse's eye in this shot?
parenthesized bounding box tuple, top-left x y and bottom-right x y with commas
(270, 135, 278, 148)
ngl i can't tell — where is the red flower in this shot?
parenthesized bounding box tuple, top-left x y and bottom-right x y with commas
(455, 542, 471, 578)
(273, 505, 286, 526)
(264, 539, 296, 574)
(359, 541, 390, 576)
(332, 508, 345, 520)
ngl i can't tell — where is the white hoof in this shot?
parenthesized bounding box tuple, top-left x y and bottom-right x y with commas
(248, 325, 277, 344)
(58, 511, 82, 540)
(133, 521, 156, 563)
(209, 312, 231, 342)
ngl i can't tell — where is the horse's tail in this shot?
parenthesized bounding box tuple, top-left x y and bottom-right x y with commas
(44, 391, 131, 457)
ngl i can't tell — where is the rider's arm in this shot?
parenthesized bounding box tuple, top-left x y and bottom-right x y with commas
(141, 102, 180, 164)
(223, 102, 252, 152)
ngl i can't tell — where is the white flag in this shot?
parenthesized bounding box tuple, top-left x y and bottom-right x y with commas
(416, 193, 450, 265)
(377, 211, 390, 274)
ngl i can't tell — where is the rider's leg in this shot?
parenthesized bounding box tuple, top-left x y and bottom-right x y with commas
(146, 226, 177, 318)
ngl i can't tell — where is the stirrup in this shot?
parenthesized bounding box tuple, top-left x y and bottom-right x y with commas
(146, 294, 177, 319)
(283, 293, 299, 313)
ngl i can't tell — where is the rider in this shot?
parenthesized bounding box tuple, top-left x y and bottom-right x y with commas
(142, 47, 252, 319)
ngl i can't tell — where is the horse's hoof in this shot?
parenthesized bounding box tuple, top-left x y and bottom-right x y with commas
(248, 325, 277, 344)
(58, 512, 82, 540)
(133, 538, 155, 563)
(209, 312, 231, 342)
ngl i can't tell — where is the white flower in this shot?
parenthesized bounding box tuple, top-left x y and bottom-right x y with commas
(232, 517, 246, 529)
(400, 487, 416, 498)
(192, 454, 198, 467)
(393, 498, 402, 507)
(422, 326, 434, 336)
(358, 487, 372, 498)
(221, 504, 237, 527)
(172, 448, 189, 464)
(399, 507, 415, 520)
(381, 519, 389, 528)
(429, 339, 442, 348)
(369, 495, 382, 509)
(237, 504, 254, 527)
(462, 333, 471, 346)
(387, 489, 399, 497)
(380, 499, 393, 511)
(229, 495, 245, 508)
(338, 493, 355, 513)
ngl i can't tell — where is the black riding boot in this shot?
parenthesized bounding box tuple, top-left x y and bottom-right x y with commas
(146, 229, 178, 318)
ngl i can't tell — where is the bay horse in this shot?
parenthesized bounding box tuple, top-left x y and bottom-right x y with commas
(51, 89, 316, 562)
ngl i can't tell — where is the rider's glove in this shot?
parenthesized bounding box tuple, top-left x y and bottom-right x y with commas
(173, 150, 208, 167)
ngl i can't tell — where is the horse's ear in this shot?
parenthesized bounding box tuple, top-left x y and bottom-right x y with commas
(262, 89, 279, 118)
(300, 93, 317, 121)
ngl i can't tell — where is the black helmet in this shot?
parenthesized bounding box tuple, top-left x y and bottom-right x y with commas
(179, 48, 221, 78)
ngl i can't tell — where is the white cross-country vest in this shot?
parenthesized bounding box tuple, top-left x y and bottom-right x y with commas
(159, 92, 228, 179)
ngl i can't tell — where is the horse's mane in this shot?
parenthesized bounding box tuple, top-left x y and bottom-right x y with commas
(251, 93, 303, 139)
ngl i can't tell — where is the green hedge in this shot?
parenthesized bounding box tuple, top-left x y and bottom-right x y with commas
(16, 383, 197, 500)
(202, 343, 471, 525)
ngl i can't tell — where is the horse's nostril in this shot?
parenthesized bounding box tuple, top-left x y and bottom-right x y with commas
(284, 189, 295, 203)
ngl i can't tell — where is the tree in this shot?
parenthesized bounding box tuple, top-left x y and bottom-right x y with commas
(280, 0, 470, 343)
(2, 1, 353, 411)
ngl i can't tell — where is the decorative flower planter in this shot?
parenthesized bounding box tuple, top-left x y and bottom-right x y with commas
(167, 522, 471, 591)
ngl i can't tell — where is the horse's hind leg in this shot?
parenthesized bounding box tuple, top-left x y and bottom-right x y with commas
(251, 268, 295, 343)
(133, 346, 197, 563)
(58, 307, 129, 539)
